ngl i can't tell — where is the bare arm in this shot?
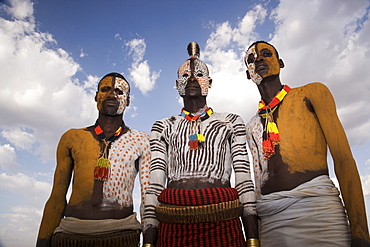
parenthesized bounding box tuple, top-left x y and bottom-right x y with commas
(309, 83, 369, 243)
(36, 131, 74, 247)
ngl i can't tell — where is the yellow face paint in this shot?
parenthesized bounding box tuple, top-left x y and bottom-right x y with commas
(96, 76, 129, 115)
(245, 42, 281, 84)
(257, 42, 280, 78)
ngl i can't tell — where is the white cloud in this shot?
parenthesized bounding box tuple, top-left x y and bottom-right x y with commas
(1, 128, 36, 151)
(79, 47, 87, 58)
(126, 38, 161, 94)
(0, 144, 20, 173)
(0, 206, 41, 247)
(270, 0, 370, 145)
(4, 0, 33, 20)
(203, 4, 268, 121)
(0, 173, 51, 203)
(0, 0, 98, 161)
(203, 0, 370, 145)
(362, 174, 370, 197)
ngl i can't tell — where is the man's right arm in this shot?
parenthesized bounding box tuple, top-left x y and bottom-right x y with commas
(36, 131, 74, 247)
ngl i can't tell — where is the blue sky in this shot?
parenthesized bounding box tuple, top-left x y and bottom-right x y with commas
(1, 0, 370, 246)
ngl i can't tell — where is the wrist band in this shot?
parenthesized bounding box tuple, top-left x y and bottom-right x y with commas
(247, 238, 260, 247)
(143, 244, 155, 247)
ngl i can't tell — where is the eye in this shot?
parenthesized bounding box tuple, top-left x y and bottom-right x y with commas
(247, 54, 255, 63)
(101, 86, 110, 92)
(114, 88, 123, 95)
(182, 73, 189, 78)
(261, 49, 272, 57)
(247, 54, 255, 64)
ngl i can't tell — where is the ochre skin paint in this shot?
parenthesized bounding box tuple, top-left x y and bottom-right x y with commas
(38, 129, 100, 239)
(274, 83, 368, 240)
(246, 41, 368, 241)
(37, 75, 151, 246)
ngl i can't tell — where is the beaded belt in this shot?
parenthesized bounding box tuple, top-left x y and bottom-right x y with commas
(155, 199, 243, 224)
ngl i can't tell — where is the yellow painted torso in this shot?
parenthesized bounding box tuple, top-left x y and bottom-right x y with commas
(277, 85, 328, 173)
(58, 128, 100, 205)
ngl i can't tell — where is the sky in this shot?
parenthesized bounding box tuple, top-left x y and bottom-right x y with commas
(0, 0, 370, 246)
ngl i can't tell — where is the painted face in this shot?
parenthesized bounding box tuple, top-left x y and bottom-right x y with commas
(176, 59, 211, 96)
(96, 76, 130, 115)
(245, 43, 280, 85)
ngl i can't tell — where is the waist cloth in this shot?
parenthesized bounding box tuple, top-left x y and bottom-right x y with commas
(50, 213, 141, 247)
(155, 187, 246, 247)
(257, 175, 350, 247)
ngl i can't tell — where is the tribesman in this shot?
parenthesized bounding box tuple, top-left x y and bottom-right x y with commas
(37, 72, 151, 247)
(245, 41, 370, 246)
(143, 42, 259, 247)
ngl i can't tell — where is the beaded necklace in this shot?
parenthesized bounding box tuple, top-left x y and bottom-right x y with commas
(93, 120, 125, 181)
(181, 107, 213, 150)
(258, 85, 290, 159)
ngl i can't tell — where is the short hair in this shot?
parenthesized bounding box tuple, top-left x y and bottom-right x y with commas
(248, 41, 280, 59)
(97, 72, 130, 95)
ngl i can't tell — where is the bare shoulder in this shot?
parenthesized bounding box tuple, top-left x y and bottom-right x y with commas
(294, 82, 330, 94)
(61, 127, 87, 137)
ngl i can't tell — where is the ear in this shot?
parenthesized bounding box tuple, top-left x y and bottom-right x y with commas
(279, 59, 285, 69)
(208, 78, 212, 88)
(246, 70, 251, 80)
(126, 95, 130, 107)
(94, 92, 98, 102)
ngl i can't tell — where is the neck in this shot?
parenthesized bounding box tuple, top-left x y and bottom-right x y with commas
(257, 75, 283, 103)
(183, 96, 207, 113)
(96, 113, 124, 138)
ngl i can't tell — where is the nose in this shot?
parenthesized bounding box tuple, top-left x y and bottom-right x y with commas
(188, 73, 198, 83)
(255, 54, 263, 62)
(107, 88, 116, 98)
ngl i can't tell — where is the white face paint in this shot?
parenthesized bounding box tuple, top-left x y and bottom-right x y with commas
(176, 59, 211, 96)
(114, 77, 130, 115)
(245, 44, 263, 85)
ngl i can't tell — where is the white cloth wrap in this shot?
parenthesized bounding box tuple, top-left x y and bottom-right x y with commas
(53, 213, 141, 235)
(257, 175, 350, 247)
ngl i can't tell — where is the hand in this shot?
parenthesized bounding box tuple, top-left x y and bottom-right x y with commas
(352, 237, 370, 247)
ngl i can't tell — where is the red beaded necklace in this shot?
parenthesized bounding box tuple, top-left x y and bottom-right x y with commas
(93, 121, 125, 181)
(258, 85, 290, 159)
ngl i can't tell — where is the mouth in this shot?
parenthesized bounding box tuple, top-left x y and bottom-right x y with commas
(255, 63, 268, 73)
(185, 81, 200, 89)
(103, 99, 118, 107)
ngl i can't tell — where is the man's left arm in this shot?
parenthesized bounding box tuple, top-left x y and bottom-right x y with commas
(309, 82, 370, 245)
(229, 114, 259, 243)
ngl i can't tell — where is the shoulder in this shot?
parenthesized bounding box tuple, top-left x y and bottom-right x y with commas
(58, 127, 91, 147)
(212, 112, 245, 124)
(151, 115, 181, 129)
(61, 127, 89, 138)
(291, 82, 330, 95)
(126, 127, 150, 140)
(246, 113, 260, 130)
